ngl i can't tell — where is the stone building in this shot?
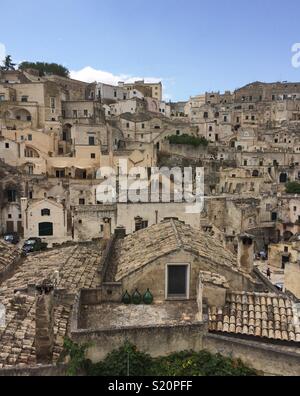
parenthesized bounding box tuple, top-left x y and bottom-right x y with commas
(21, 198, 68, 244)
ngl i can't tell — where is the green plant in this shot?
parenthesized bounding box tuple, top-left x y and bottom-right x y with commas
(1, 55, 16, 71)
(150, 350, 256, 376)
(66, 341, 257, 376)
(86, 342, 153, 376)
(63, 338, 90, 376)
(18, 61, 69, 77)
(286, 181, 300, 194)
(167, 134, 209, 147)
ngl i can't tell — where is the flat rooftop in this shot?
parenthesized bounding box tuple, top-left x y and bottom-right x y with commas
(80, 301, 201, 330)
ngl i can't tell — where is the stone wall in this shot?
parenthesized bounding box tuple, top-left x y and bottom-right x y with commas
(120, 250, 260, 302)
(160, 141, 208, 159)
(285, 262, 300, 299)
(203, 333, 300, 376)
(71, 323, 207, 363)
(0, 364, 67, 376)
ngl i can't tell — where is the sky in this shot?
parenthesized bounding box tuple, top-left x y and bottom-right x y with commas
(1, 0, 300, 101)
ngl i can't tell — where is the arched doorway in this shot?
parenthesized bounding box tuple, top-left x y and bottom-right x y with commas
(75, 168, 87, 179)
(24, 146, 39, 158)
(279, 173, 288, 183)
(14, 108, 32, 121)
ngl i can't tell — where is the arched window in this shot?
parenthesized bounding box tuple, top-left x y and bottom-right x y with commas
(41, 208, 51, 216)
(279, 173, 287, 183)
(252, 170, 259, 177)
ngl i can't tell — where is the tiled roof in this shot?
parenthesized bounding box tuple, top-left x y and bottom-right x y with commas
(0, 241, 20, 275)
(0, 243, 101, 368)
(115, 219, 240, 281)
(208, 292, 300, 343)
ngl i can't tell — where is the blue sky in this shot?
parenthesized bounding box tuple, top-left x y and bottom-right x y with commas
(1, 0, 300, 100)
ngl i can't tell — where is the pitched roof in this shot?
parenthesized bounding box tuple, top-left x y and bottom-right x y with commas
(208, 291, 300, 343)
(0, 241, 20, 277)
(114, 219, 240, 281)
(0, 243, 102, 368)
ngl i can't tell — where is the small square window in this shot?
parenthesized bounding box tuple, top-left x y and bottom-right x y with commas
(5, 143, 9, 148)
(8, 214, 12, 219)
(91, 153, 96, 159)
(166, 264, 189, 299)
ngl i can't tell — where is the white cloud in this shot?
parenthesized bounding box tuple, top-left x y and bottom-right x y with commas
(70, 66, 162, 86)
(0, 43, 6, 63)
(163, 93, 172, 101)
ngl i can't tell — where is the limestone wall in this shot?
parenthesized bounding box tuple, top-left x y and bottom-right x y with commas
(203, 333, 300, 376)
(72, 323, 206, 363)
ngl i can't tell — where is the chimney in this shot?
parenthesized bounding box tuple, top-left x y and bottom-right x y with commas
(114, 226, 126, 239)
(103, 217, 111, 241)
(237, 234, 255, 273)
(35, 280, 54, 364)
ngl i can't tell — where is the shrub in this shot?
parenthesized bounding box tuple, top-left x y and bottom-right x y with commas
(286, 181, 300, 194)
(167, 134, 209, 147)
(64, 341, 257, 376)
(18, 61, 69, 77)
(83, 342, 153, 376)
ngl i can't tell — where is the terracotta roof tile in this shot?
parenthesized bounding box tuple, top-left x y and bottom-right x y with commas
(114, 219, 245, 282)
(0, 243, 102, 368)
(209, 292, 300, 343)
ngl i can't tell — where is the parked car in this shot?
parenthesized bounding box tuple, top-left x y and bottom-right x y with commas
(274, 282, 284, 291)
(3, 232, 20, 245)
(22, 237, 48, 255)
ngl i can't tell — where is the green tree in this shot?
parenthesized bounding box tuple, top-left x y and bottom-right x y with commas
(1, 55, 16, 71)
(63, 338, 90, 376)
(18, 61, 69, 77)
(64, 341, 258, 376)
(168, 134, 209, 147)
(286, 181, 300, 194)
(85, 342, 153, 376)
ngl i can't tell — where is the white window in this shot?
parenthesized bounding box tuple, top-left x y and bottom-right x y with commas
(165, 263, 190, 300)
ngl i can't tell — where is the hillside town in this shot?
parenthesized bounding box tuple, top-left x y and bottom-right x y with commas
(0, 58, 300, 376)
